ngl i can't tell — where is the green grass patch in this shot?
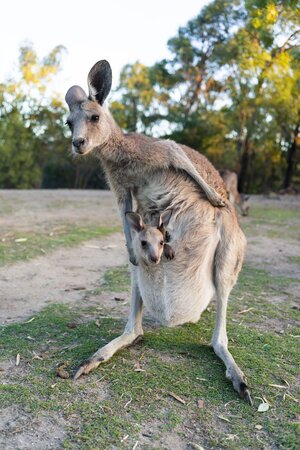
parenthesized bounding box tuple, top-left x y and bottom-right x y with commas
(249, 205, 300, 223)
(241, 204, 300, 241)
(0, 265, 299, 449)
(288, 255, 300, 265)
(230, 266, 300, 325)
(0, 225, 121, 266)
(100, 265, 131, 293)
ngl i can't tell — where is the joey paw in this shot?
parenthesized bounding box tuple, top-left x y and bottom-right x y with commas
(164, 243, 175, 260)
(128, 251, 138, 266)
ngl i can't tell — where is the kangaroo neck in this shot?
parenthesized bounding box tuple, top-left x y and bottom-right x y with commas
(99, 132, 142, 166)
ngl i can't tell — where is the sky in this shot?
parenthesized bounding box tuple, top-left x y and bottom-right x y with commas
(1, 0, 211, 98)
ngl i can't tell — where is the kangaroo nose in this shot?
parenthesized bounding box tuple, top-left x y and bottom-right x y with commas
(73, 137, 85, 149)
(150, 255, 158, 264)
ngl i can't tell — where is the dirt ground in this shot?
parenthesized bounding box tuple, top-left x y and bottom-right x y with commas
(1, 190, 299, 325)
(0, 190, 299, 449)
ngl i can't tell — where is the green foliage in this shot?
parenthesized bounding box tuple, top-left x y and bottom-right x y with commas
(113, 0, 300, 192)
(0, 44, 106, 189)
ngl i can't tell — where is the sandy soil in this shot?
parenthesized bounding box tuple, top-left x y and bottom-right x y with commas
(1, 190, 299, 325)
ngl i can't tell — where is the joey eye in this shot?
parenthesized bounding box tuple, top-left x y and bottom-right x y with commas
(141, 240, 147, 248)
(91, 115, 99, 122)
(160, 240, 164, 246)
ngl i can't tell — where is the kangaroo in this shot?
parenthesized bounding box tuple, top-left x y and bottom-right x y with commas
(65, 62, 226, 264)
(65, 60, 252, 404)
(219, 169, 250, 216)
(126, 209, 175, 266)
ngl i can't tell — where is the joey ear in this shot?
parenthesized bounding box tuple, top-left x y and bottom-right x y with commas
(87, 60, 112, 105)
(125, 212, 145, 233)
(158, 209, 173, 229)
(65, 85, 88, 111)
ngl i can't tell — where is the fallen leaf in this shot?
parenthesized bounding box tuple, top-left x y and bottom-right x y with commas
(67, 322, 77, 329)
(258, 402, 269, 412)
(15, 238, 27, 243)
(268, 384, 288, 389)
(282, 378, 290, 388)
(85, 244, 100, 249)
(238, 307, 254, 314)
(95, 320, 100, 327)
(24, 317, 35, 324)
(225, 434, 238, 441)
(285, 393, 299, 403)
(255, 425, 263, 430)
(197, 399, 204, 409)
(189, 443, 205, 450)
(134, 362, 145, 372)
(32, 351, 43, 360)
(15, 354, 20, 366)
(169, 392, 186, 404)
(217, 415, 231, 423)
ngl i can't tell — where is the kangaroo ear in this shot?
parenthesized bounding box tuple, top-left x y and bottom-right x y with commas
(87, 60, 112, 105)
(126, 212, 144, 232)
(158, 209, 173, 229)
(65, 85, 88, 111)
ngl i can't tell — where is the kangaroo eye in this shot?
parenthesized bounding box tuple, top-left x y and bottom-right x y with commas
(141, 240, 147, 248)
(91, 115, 99, 122)
(160, 241, 164, 246)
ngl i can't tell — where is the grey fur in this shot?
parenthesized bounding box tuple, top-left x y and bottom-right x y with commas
(66, 61, 252, 404)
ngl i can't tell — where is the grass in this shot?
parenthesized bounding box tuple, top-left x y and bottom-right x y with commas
(0, 264, 299, 449)
(0, 225, 121, 266)
(100, 265, 131, 292)
(241, 204, 300, 241)
(288, 255, 300, 265)
(1, 198, 299, 448)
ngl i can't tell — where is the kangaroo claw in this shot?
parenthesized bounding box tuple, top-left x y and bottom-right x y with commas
(212, 197, 226, 207)
(73, 357, 104, 380)
(239, 382, 253, 406)
(207, 190, 226, 207)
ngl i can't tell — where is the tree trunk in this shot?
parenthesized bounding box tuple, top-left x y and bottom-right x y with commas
(283, 123, 299, 189)
(238, 137, 250, 193)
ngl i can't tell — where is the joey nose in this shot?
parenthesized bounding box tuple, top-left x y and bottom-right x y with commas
(150, 255, 159, 264)
(73, 137, 85, 149)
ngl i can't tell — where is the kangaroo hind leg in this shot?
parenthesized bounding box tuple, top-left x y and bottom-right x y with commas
(74, 270, 143, 380)
(212, 222, 252, 404)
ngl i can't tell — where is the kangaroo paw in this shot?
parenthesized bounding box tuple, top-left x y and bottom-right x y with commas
(208, 192, 226, 207)
(226, 367, 253, 406)
(73, 356, 105, 380)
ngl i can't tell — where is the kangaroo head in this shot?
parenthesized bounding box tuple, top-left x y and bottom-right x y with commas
(65, 60, 113, 156)
(126, 210, 173, 265)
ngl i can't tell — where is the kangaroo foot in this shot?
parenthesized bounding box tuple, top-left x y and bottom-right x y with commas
(226, 366, 253, 406)
(73, 332, 143, 380)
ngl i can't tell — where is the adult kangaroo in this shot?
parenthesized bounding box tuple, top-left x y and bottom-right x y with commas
(65, 60, 251, 404)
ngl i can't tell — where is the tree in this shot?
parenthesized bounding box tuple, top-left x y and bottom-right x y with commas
(113, 0, 300, 192)
(0, 43, 67, 188)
